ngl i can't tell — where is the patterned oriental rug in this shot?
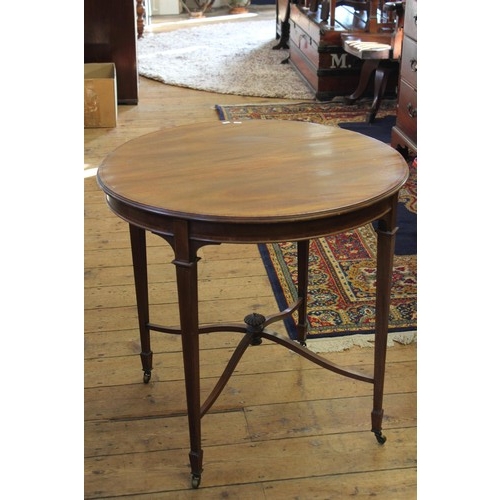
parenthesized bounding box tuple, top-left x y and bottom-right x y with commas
(215, 101, 417, 352)
(215, 98, 397, 127)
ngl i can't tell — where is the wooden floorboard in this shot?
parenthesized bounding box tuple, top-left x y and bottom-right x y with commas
(84, 8, 416, 497)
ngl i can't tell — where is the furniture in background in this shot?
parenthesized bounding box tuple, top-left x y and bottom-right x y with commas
(278, 0, 401, 100)
(391, 0, 417, 156)
(84, 0, 139, 104)
(97, 119, 409, 489)
(274, 0, 291, 49)
(137, 0, 146, 38)
(341, 1, 404, 123)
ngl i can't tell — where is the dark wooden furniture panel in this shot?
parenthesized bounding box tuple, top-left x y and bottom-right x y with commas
(84, 0, 139, 105)
(403, 0, 417, 40)
(399, 35, 417, 89)
(391, 0, 417, 155)
(394, 79, 417, 138)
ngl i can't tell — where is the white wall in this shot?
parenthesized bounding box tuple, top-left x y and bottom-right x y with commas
(150, 0, 227, 16)
(150, 0, 181, 15)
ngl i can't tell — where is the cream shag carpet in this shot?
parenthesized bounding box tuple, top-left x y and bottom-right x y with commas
(137, 19, 316, 100)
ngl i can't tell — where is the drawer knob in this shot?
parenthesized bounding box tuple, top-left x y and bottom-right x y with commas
(407, 102, 417, 118)
(410, 58, 417, 72)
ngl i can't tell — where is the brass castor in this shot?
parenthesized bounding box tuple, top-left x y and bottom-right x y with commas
(191, 474, 201, 489)
(374, 430, 387, 444)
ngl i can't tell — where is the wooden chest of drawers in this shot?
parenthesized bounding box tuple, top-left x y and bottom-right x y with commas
(391, 0, 417, 156)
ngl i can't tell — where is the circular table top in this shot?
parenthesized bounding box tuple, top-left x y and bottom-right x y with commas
(97, 120, 408, 224)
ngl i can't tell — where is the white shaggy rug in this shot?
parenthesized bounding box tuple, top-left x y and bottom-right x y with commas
(305, 331, 417, 353)
(137, 19, 316, 100)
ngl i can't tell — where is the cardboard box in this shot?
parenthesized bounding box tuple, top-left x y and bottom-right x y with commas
(84, 63, 117, 128)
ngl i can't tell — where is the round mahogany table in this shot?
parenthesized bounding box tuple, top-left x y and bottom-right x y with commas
(97, 120, 409, 488)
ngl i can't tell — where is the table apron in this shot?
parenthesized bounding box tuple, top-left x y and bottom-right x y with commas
(106, 194, 398, 245)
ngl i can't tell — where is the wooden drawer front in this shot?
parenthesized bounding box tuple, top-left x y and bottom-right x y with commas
(396, 80, 417, 141)
(290, 21, 319, 67)
(289, 43, 319, 91)
(404, 0, 417, 41)
(290, 4, 321, 41)
(400, 36, 417, 89)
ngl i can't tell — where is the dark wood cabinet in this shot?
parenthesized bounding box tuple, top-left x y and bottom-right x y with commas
(84, 0, 139, 104)
(391, 0, 417, 156)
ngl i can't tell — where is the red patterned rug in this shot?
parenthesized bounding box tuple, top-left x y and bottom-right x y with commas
(216, 101, 416, 349)
(259, 163, 416, 345)
(215, 97, 397, 126)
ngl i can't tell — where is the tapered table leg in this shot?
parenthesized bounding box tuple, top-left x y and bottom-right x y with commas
(129, 224, 153, 383)
(371, 194, 399, 444)
(172, 220, 204, 488)
(296, 240, 310, 345)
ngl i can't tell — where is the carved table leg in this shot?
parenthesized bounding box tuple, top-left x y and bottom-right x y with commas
(371, 193, 398, 444)
(129, 224, 153, 383)
(344, 59, 380, 104)
(273, 0, 291, 50)
(273, 20, 290, 50)
(366, 63, 393, 123)
(136, 0, 145, 39)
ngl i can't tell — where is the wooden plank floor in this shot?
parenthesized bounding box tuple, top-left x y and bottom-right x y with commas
(84, 11, 416, 498)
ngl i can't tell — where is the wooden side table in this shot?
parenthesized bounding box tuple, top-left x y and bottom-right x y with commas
(97, 120, 409, 488)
